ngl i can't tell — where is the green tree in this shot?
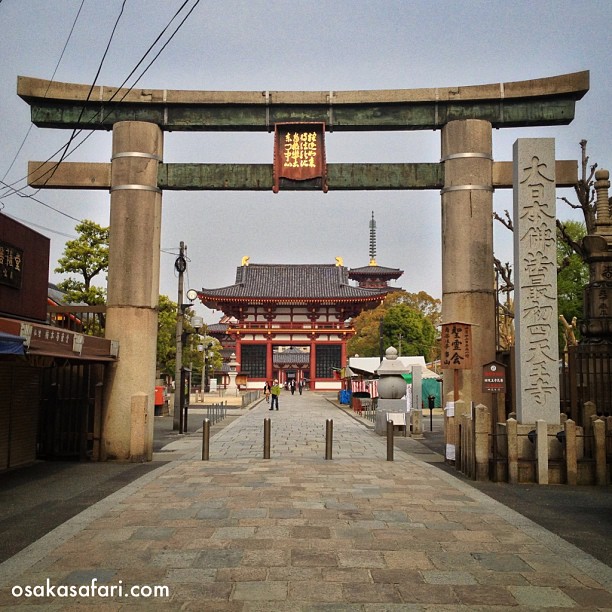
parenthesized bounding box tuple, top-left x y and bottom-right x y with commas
(157, 295, 178, 378)
(557, 220, 588, 347)
(156, 295, 222, 384)
(347, 290, 440, 361)
(55, 220, 109, 305)
(383, 303, 438, 361)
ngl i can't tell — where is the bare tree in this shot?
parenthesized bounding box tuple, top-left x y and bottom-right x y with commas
(556, 139, 597, 263)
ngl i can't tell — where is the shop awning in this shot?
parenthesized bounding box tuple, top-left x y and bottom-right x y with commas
(0, 331, 25, 355)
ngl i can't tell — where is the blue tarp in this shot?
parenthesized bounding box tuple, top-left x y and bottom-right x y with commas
(0, 331, 25, 355)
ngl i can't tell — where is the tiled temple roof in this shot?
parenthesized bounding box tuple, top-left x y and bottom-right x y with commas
(348, 264, 403, 278)
(198, 264, 388, 303)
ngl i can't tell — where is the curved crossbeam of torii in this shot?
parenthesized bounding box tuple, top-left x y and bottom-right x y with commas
(19, 71, 589, 461)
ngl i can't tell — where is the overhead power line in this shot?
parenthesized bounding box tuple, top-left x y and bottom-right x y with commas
(0, 0, 86, 185)
(1, 0, 200, 221)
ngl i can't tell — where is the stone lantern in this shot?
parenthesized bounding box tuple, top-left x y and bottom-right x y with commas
(374, 347, 409, 434)
(227, 352, 239, 395)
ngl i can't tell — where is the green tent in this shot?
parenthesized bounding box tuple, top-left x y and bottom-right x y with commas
(422, 378, 442, 408)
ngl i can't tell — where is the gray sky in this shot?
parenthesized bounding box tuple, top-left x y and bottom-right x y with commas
(1, 0, 610, 323)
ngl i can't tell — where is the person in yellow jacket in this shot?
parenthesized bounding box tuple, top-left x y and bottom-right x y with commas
(269, 379, 281, 410)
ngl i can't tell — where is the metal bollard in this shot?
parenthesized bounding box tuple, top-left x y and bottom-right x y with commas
(325, 419, 333, 460)
(263, 418, 271, 459)
(202, 419, 210, 461)
(387, 419, 394, 461)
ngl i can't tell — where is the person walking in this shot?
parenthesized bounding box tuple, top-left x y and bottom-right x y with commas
(290, 380, 296, 395)
(264, 381, 271, 403)
(269, 379, 281, 410)
(298, 379, 304, 395)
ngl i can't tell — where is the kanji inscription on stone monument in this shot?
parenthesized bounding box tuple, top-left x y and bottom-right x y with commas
(513, 138, 560, 424)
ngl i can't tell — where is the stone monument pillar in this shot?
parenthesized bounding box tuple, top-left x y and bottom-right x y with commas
(102, 121, 163, 460)
(441, 119, 496, 407)
(513, 138, 559, 425)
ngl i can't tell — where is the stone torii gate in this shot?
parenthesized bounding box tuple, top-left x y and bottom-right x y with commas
(19, 71, 588, 460)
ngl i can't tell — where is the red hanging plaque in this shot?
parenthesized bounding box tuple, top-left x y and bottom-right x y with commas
(273, 122, 328, 193)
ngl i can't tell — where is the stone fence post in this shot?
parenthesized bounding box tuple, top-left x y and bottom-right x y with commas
(474, 403, 490, 481)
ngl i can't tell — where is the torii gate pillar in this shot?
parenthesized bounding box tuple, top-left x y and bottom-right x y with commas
(102, 121, 163, 460)
(441, 119, 496, 407)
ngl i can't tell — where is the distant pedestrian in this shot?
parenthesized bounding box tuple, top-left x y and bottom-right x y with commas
(264, 381, 271, 403)
(298, 379, 304, 395)
(269, 379, 281, 410)
(290, 380, 296, 395)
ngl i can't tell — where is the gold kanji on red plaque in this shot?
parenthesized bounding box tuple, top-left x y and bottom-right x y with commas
(273, 122, 328, 193)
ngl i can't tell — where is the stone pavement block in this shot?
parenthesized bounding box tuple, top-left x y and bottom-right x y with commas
(382, 550, 433, 570)
(212, 527, 256, 540)
(62, 568, 117, 585)
(340, 582, 402, 603)
(165, 568, 216, 583)
(473, 570, 530, 586)
(268, 566, 322, 581)
(337, 550, 386, 569)
(396, 582, 458, 604)
(150, 550, 200, 569)
(130, 526, 174, 540)
(290, 525, 331, 539)
(172, 580, 233, 601)
(215, 567, 267, 582)
(470, 551, 533, 572)
(323, 567, 372, 582)
(422, 570, 477, 585)
(452, 584, 517, 606)
(193, 549, 243, 569)
(508, 585, 578, 607)
(288, 580, 344, 602)
(232, 580, 288, 601)
(291, 549, 338, 567)
(241, 549, 289, 567)
(370, 569, 423, 584)
(561, 586, 612, 607)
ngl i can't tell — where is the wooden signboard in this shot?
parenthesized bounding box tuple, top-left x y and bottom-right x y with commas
(440, 322, 472, 370)
(482, 361, 506, 393)
(273, 122, 327, 192)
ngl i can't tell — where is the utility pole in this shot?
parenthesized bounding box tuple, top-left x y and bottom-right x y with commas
(173, 242, 187, 430)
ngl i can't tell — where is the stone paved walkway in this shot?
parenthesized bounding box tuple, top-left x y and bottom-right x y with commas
(1, 390, 611, 610)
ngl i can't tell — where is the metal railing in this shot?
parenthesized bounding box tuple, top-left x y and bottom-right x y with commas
(47, 305, 106, 337)
(204, 403, 227, 424)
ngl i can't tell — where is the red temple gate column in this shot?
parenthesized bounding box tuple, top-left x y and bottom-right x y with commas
(266, 340, 273, 382)
(309, 340, 316, 389)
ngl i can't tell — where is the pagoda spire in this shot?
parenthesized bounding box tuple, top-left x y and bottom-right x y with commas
(369, 211, 377, 266)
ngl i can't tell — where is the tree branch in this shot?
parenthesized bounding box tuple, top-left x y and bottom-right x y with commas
(493, 210, 513, 231)
(556, 219, 585, 260)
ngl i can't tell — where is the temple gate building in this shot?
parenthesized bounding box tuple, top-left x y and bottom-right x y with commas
(196, 261, 389, 390)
